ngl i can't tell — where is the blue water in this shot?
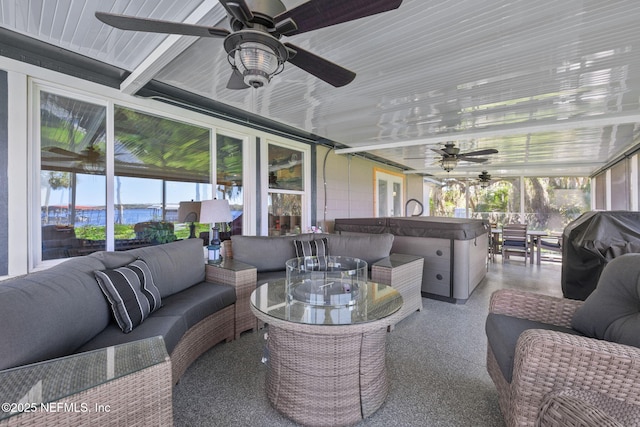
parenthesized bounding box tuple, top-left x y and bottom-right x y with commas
(42, 207, 241, 226)
(42, 207, 177, 226)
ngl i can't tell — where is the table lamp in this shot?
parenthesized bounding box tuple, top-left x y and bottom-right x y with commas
(200, 199, 232, 263)
(177, 201, 201, 239)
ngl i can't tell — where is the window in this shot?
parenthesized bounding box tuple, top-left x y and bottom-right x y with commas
(267, 143, 305, 236)
(594, 172, 607, 210)
(216, 133, 244, 237)
(113, 106, 212, 246)
(40, 91, 107, 260)
(374, 169, 404, 217)
(610, 160, 629, 210)
(523, 177, 590, 233)
(37, 91, 214, 262)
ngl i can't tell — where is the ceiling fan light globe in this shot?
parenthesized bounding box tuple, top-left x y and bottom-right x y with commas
(235, 42, 280, 88)
(441, 157, 458, 172)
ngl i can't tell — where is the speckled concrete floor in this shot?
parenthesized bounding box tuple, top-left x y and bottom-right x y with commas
(173, 260, 563, 426)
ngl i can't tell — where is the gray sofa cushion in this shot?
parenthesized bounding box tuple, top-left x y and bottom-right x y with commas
(571, 253, 640, 348)
(153, 281, 236, 328)
(78, 281, 235, 354)
(89, 250, 136, 269)
(485, 313, 583, 383)
(326, 233, 394, 265)
(0, 256, 111, 370)
(127, 239, 206, 298)
(77, 315, 187, 355)
(231, 234, 315, 272)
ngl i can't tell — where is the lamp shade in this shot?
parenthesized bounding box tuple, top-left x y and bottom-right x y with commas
(177, 201, 201, 223)
(200, 199, 233, 224)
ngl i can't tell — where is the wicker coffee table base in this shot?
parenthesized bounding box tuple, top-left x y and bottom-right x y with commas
(252, 309, 400, 427)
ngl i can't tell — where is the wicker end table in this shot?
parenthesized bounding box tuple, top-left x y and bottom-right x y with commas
(250, 276, 403, 427)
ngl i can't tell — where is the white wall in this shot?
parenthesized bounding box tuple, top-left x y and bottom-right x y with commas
(315, 145, 422, 233)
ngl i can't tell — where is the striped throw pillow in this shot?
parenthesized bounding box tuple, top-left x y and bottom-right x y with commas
(293, 238, 329, 270)
(294, 237, 329, 258)
(94, 259, 162, 333)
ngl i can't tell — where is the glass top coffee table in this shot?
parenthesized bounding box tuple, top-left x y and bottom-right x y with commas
(250, 256, 403, 426)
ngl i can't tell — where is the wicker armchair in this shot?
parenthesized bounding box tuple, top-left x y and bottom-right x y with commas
(536, 389, 640, 427)
(486, 288, 640, 427)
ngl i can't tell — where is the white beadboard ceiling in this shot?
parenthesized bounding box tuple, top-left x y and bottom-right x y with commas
(2, 0, 640, 178)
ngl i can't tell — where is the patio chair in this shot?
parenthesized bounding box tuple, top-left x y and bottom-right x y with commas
(487, 222, 500, 264)
(501, 223, 528, 264)
(485, 254, 640, 427)
(538, 234, 562, 262)
(536, 389, 640, 427)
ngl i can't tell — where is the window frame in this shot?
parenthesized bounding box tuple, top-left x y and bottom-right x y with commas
(261, 138, 311, 236)
(29, 79, 260, 269)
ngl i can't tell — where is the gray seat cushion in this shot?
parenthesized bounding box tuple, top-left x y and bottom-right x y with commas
(153, 281, 236, 328)
(77, 315, 187, 355)
(77, 280, 236, 354)
(571, 253, 640, 348)
(485, 313, 583, 383)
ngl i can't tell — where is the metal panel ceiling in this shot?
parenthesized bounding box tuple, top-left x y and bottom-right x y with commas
(2, 0, 640, 178)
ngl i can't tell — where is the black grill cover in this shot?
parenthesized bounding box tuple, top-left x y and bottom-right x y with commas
(562, 211, 640, 300)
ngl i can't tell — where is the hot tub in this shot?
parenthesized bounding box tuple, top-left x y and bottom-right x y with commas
(334, 217, 489, 303)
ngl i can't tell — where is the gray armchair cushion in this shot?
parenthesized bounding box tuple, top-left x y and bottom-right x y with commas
(571, 253, 640, 348)
(486, 313, 583, 383)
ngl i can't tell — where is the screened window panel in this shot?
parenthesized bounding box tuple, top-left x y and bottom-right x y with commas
(610, 161, 629, 210)
(114, 106, 210, 183)
(217, 134, 243, 237)
(40, 92, 107, 260)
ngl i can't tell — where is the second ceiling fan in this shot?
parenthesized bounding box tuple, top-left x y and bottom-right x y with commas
(96, 0, 403, 90)
(432, 142, 498, 172)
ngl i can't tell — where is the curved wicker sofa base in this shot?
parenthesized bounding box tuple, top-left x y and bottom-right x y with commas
(170, 304, 235, 384)
(0, 356, 173, 427)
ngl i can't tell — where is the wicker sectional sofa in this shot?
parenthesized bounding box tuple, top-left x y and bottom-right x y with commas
(0, 238, 237, 426)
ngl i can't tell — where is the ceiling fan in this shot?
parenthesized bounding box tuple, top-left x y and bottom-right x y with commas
(432, 142, 498, 172)
(42, 145, 104, 172)
(95, 0, 403, 90)
(477, 170, 492, 188)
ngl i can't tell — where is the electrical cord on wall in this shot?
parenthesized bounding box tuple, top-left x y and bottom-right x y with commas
(321, 147, 333, 228)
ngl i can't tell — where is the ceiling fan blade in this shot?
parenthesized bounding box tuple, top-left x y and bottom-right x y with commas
(226, 68, 250, 90)
(430, 148, 448, 156)
(95, 12, 230, 38)
(275, 0, 403, 36)
(460, 148, 498, 157)
(44, 147, 82, 158)
(284, 43, 355, 87)
(218, 0, 254, 26)
(459, 157, 489, 163)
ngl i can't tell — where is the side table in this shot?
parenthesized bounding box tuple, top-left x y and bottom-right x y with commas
(206, 259, 257, 340)
(372, 253, 424, 329)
